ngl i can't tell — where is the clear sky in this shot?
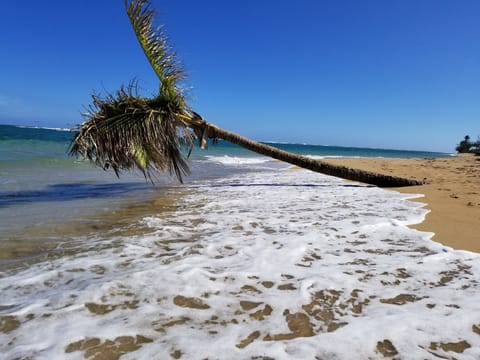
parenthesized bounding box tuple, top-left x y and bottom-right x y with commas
(1, 0, 479, 152)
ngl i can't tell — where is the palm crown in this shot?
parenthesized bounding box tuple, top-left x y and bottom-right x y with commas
(70, 0, 198, 182)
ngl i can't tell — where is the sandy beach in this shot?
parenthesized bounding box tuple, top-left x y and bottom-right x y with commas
(323, 154, 480, 253)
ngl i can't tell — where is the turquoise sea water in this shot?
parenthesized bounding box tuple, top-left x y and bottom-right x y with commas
(0, 123, 449, 263)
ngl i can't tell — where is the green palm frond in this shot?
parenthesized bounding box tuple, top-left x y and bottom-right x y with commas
(125, 0, 185, 95)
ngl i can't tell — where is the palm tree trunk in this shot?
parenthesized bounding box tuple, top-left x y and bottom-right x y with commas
(203, 122, 423, 187)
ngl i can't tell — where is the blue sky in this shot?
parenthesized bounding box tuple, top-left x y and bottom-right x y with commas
(1, 0, 479, 152)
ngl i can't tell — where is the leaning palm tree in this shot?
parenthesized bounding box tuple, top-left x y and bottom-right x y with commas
(71, 0, 422, 187)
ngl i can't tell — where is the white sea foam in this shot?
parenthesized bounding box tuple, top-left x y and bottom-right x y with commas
(203, 155, 271, 165)
(15, 125, 72, 132)
(1, 168, 479, 359)
(304, 154, 362, 160)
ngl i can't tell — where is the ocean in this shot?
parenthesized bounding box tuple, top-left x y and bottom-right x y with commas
(1, 124, 479, 359)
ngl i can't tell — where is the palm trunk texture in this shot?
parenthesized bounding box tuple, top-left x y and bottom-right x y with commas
(203, 122, 423, 188)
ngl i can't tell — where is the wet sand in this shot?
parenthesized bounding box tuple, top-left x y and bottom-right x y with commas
(323, 154, 480, 253)
(0, 187, 187, 271)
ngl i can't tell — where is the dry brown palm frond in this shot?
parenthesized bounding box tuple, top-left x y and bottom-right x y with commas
(70, 83, 194, 182)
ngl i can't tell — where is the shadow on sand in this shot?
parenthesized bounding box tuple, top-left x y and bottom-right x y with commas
(0, 182, 150, 207)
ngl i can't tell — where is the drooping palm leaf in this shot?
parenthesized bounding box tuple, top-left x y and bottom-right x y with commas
(70, 0, 195, 182)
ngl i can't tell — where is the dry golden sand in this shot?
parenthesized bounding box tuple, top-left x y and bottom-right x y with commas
(322, 154, 480, 253)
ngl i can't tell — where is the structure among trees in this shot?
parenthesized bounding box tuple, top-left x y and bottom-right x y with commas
(456, 135, 480, 154)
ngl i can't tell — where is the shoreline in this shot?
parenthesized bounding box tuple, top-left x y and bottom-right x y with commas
(2, 153, 480, 358)
(322, 154, 480, 253)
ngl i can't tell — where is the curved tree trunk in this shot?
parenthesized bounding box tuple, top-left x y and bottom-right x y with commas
(203, 122, 423, 188)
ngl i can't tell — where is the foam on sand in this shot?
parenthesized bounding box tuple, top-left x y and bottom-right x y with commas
(1, 167, 479, 359)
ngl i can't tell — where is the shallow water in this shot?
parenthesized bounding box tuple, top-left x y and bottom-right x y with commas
(1, 166, 479, 359)
(2, 125, 475, 359)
